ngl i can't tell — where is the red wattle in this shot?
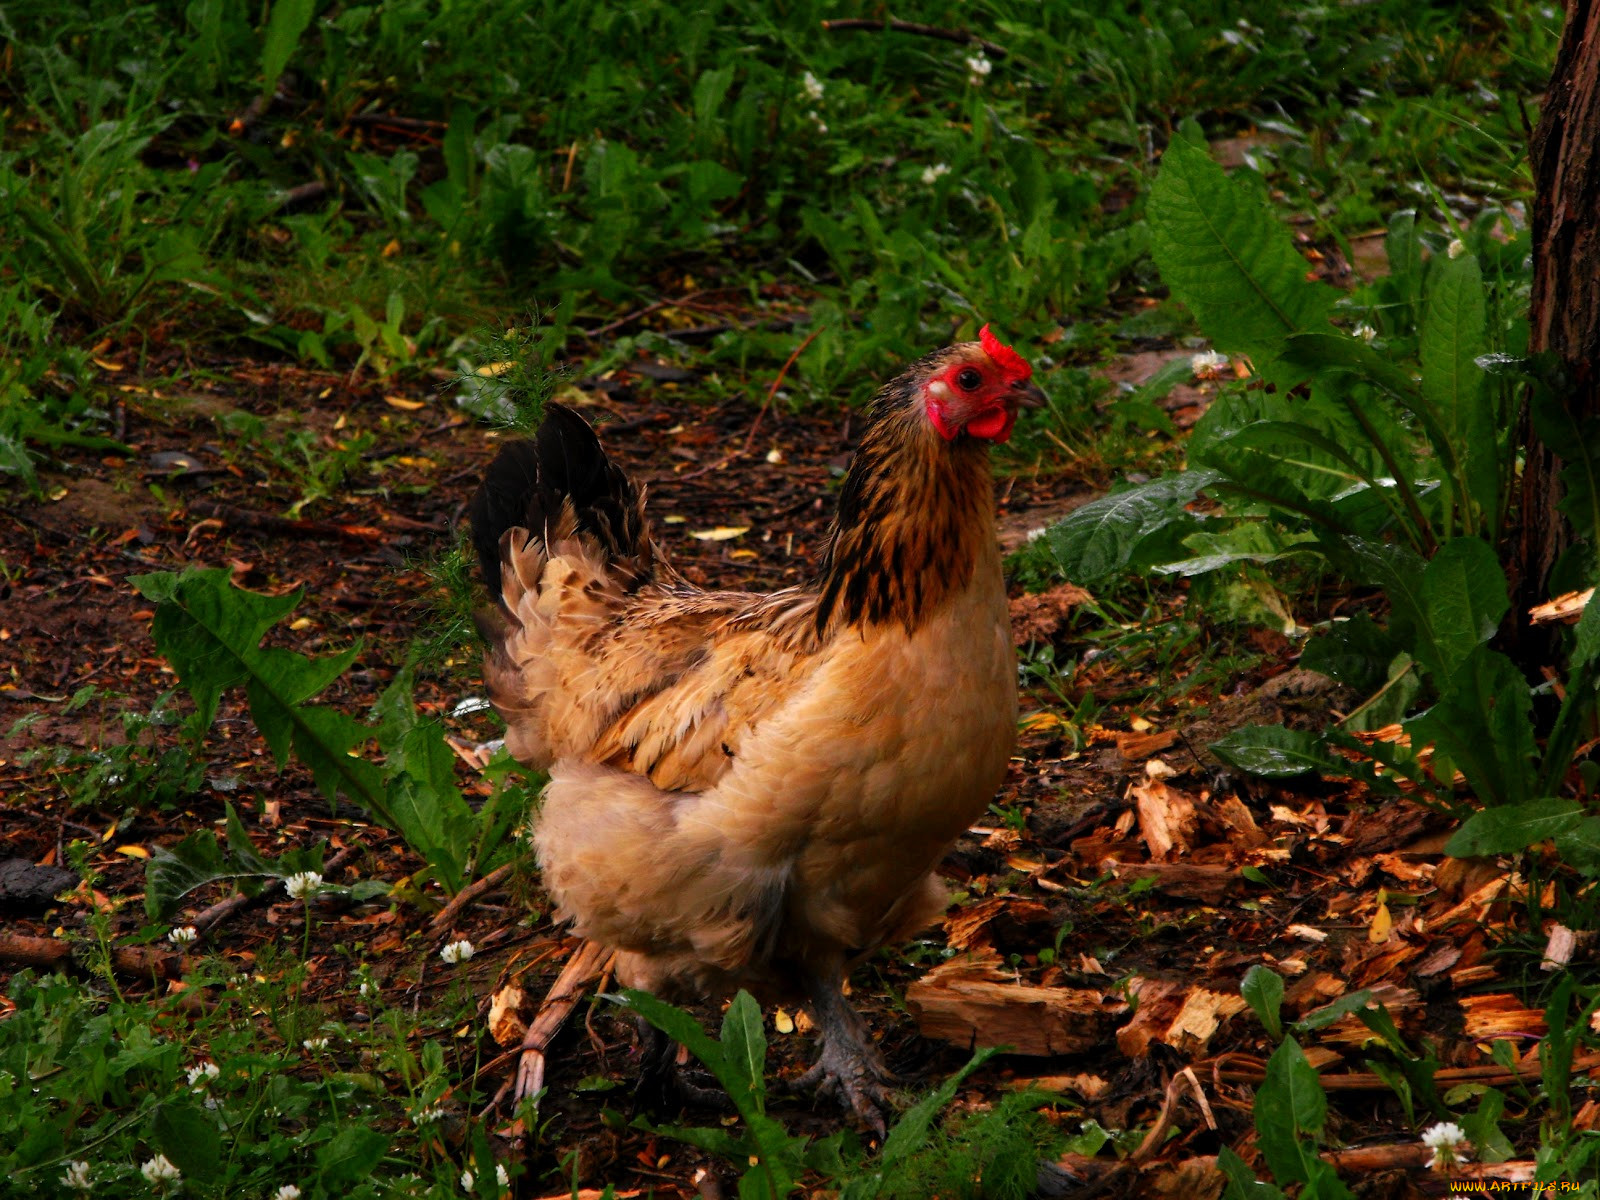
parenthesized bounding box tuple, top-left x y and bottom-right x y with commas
(966, 408, 1011, 441)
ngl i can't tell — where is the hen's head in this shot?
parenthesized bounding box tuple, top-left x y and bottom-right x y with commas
(913, 325, 1044, 445)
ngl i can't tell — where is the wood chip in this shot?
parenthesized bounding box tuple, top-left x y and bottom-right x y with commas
(1530, 587, 1592, 625)
(1131, 778, 1197, 860)
(1461, 993, 1548, 1040)
(1116, 978, 1245, 1057)
(907, 950, 1118, 1056)
(1541, 924, 1577, 971)
(1101, 859, 1239, 903)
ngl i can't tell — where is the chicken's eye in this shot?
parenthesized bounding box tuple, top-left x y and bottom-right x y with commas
(955, 367, 982, 391)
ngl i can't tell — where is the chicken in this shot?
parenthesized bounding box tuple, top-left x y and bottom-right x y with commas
(470, 326, 1041, 1129)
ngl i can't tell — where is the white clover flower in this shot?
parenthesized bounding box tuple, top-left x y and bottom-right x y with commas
(271, 1187, 302, 1200)
(140, 1154, 181, 1184)
(167, 926, 198, 946)
(1353, 323, 1377, 342)
(61, 1161, 91, 1190)
(496, 1164, 509, 1187)
(186, 1061, 220, 1088)
(920, 162, 952, 185)
(801, 71, 824, 102)
(359, 980, 377, 998)
(284, 871, 323, 899)
(301, 1036, 330, 1052)
(412, 1106, 446, 1125)
(966, 53, 993, 85)
(459, 1170, 475, 1191)
(807, 110, 828, 134)
(1191, 350, 1230, 377)
(1447, 238, 1466, 259)
(440, 939, 475, 965)
(1421, 1121, 1471, 1169)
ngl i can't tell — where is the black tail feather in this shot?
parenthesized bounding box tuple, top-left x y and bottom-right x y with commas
(468, 403, 647, 597)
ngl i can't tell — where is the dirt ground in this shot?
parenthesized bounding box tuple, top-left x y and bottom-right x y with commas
(0, 352, 1574, 1197)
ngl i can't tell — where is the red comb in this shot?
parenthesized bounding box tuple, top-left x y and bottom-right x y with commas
(979, 324, 1031, 382)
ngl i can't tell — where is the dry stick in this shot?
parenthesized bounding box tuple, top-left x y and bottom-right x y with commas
(741, 326, 824, 455)
(820, 17, 1009, 60)
(428, 861, 516, 938)
(1212, 1049, 1600, 1093)
(0, 933, 185, 980)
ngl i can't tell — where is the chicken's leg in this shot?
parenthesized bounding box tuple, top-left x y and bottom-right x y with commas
(784, 972, 895, 1136)
(632, 1017, 730, 1114)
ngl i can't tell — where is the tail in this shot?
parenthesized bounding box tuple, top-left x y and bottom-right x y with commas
(468, 403, 652, 602)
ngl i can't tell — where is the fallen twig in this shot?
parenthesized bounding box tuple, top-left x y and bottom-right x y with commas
(820, 17, 1009, 60)
(742, 326, 823, 454)
(1211, 1048, 1600, 1093)
(428, 862, 516, 937)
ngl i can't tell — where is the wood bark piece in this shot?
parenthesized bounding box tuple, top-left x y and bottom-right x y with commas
(1215, 1049, 1600, 1092)
(906, 950, 1117, 1056)
(1117, 978, 1246, 1058)
(1459, 993, 1548, 1040)
(1530, 587, 1593, 624)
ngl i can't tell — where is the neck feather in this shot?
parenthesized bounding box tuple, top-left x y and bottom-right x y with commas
(814, 407, 995, 634)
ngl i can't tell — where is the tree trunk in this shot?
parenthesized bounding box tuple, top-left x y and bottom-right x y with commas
(1515, 0, 1600, 649)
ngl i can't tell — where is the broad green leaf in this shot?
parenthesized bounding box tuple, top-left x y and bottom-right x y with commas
(1241, 965, 1284, 1042)
(1209, 725, 1338, 779)
(1383, 210, 1423, 335)
(152, 1101, 221, 1183)
(1042, 469, 1221, 583)
(1420, 252, 1494, 522)
(1294, 990, 1376, 1033)
(131, 569, 390, 821)
(1217, 1145, 1288, 1200)
(316, 1125, 389, 1185)
(259, 0, 316, 101)
(1147, 136, 1334, 357)
(1444, 799, 1585, 857)
(1254, 1038, 1327, 1186)
(622, 990, 729, 1095)
(1572, 588, 1600, 676)
(1408, 647, 1536, 808)
(1420, 537, 1509, 684)
(719, 991, 768, 1114)
(1299, 615, 1399, 693)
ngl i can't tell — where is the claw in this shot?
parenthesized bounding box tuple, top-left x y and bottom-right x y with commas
(784, 972, 898, 1136)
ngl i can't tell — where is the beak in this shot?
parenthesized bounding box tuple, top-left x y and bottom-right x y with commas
(1013, 380, 1047, 410)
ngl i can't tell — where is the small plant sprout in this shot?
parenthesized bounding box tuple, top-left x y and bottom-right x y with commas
(284, 871, 323, 899)
(167, 925, 198, 946)
(1421, 1121, 1471, 1169)
(186, 1060, 220, 1088)
(140, 1154, 181, 1191)
(965, 53, 993, 85)
(271, 1187, 302, 1200)
(801, 71, 824, 101)
(60, 1161, 90, 1191)
(439, 939, 475, 965)
(921, 162, 952, 185)
(1190, 350, 1230, 377)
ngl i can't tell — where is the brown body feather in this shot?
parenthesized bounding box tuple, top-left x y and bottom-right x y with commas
(474, 345, 1019, 1004)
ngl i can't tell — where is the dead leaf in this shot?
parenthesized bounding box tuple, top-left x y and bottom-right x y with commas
(689, 526, 749, 541)
(1130, 777, 1197, 860)
(488, 984, 527, 1047)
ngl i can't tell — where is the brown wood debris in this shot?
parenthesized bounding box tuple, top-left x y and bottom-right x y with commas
(906, 949, 1120, 1055)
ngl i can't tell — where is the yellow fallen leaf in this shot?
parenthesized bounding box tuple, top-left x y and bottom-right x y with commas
(690, 526, 749, 541)
(384, 395, 425, 411)
(773, 1008, 795, 1034)
(382, 238, 401, 258)
(1129, 715, 1154, 732)
(92, 358, 124, 372)
(396, 456, 435, 469)
(728, 548, 758, 560)
(476, 361, 515, 377)
(662, 515, 687, 525)
(1369, 899, 1392, 943)
(116, 845, 150, 859)
(289, 617, 314, 631)
(1019, 711, 1065, 733)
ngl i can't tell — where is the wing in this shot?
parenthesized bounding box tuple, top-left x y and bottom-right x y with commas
(481, 524, 822, 793)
